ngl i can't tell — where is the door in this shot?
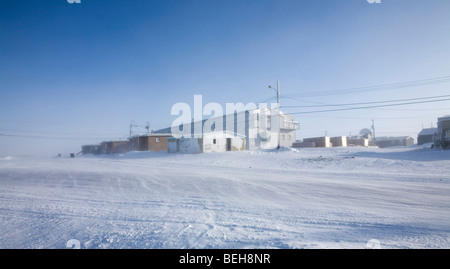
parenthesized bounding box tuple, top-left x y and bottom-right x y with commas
(226, 138, 231, 151)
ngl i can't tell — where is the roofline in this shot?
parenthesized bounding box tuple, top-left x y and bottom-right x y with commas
(153, 107, 296, 134)
(438, 115, 450, 121)
(170, 130, 246, 139)
(130, 133, 173, 138)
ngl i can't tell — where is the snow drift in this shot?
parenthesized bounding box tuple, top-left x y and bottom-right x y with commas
(0, 146, 449, 249)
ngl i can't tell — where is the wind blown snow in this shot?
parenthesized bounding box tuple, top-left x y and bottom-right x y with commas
(1, 146, 449, 249)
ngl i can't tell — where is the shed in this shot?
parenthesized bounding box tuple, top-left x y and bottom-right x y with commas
(347, 137, 369, 147)
(293, 137, 331, 148)
(129, 134, 172, 152)
(100, 140, 130, 154)
(417, 128, 436, 145)
(330, 136, 348, 147)
(375, 136, 414, 148)
(81, 144, 101, 155)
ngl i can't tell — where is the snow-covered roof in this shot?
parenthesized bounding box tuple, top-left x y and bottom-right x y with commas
(375, 136, 413, 141)
(418, 128, 437, 136)
(130, 133, 172, 139)
(438, 115, 450, 121)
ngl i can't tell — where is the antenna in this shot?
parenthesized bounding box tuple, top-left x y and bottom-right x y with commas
(145, 122, 150, 135)
(129, 120, 138, 138)
(371, 119, 376, 143)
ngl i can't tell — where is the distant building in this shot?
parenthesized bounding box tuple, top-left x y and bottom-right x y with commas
(81, 144, 101, 155)
(347, 136, 369, 147)
(292, 140, 313, 148)
(330, 136, 347, 147)
(435, 115, 450, 149)
(80, 106, 299, 155)
(417, 128, 437, 145)
(375, 136, 414, 148)
(100, 140, 130, 154)
(129, 134, 172, 152)
(293, 136, 331, 148)
(155, 107, 299, 153)
(293, 135, 369, 148)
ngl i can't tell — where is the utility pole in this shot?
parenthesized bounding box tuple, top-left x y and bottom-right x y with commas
(145, 122, 150, 135)
(129, 120, 138, 139)
(269, 80, 281, 150)
(371, 119, 376, 144)
(129, 122, 132, 139)
(277, 80, 280, 150)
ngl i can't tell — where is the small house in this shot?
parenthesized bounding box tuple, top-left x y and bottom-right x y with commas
(330, 136, 348, 147)
(293, 136, 331, 148)
(81, 144, 101, 155)
(417, 128, 437, 145)
(375, 136, 414, 148)
(129, 134, 172, 152)
(347, 136, 369, 147)
(100, 140, 130, 154)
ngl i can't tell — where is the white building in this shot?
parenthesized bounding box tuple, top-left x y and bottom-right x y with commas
(245, 108, 299, 150)
(156, 107, 299, 153)
(167, 131, 245, 154)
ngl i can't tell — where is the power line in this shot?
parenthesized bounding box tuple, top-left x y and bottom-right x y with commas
(0, 131, 125, 141)
(282, 75, 450, 98)
(298, 115, 440, 120)
(368, 107, 450, 111)
(286, 97, 450, 115)
(0, 133, 103, 141)
(281, 94, 450, 108)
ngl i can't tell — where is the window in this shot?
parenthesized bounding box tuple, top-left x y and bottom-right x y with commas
(156, 137, 160, 143)
(213, 139, 216, 144)
(282, 134, 285, 140)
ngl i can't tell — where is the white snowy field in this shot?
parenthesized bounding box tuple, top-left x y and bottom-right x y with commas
(1, 145, 449, 249)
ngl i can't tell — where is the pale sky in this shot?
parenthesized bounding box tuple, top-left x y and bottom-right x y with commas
(1, 0, 450, 156)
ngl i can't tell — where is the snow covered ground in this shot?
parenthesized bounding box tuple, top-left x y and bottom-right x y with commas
(1, 145, 449, 249)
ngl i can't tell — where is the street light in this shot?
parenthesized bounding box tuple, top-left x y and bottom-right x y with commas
(268, 80, 281, 150)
